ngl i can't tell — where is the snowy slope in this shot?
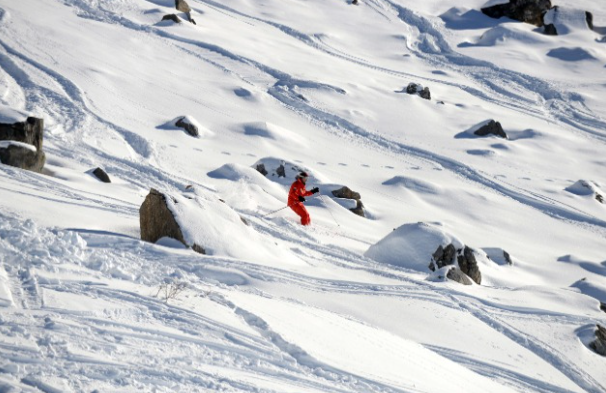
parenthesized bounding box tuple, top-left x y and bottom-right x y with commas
(0, 0, 605, 391)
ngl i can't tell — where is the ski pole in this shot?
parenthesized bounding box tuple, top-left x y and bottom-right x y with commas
(262, 192, 321, 218)
(320, 194, 340, 227)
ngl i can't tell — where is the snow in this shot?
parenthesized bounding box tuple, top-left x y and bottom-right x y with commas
(1, 0, 606, 391)
(0, 141, 37, 152)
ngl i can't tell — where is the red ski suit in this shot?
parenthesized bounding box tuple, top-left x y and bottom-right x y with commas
(288, 178, 314, 225)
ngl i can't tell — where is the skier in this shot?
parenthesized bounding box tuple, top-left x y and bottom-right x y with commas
(288, 171, 319, 225)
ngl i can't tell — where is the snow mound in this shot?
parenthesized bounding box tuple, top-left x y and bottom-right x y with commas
(158, 116, 214, 137)
(471, 25, 548, 47)
(382, 176, 441, 195)
(571, 277, 606, 306)
(241, 122, 308, 147)
(565, 179, 604, 201)
(166, 187, 302, 265)
(365, 222, 462, 272)
(547, 47, 597, 62)
(0, 105, 27, 123)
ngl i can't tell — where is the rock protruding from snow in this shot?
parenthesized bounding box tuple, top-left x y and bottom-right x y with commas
(447, 267, 473, 285)
(175, 0, 196, 24)
(0, 117, 46, 172)
(571, 277, 606, 313)
(481, 0, 552, 27)
(543, 7, 596, 35)
(429, 244, 482, 285)
(92, 167, 111, 183)
(255, 163, 268, 176)
(565, 180, 604, 204)
(474, 120, 508, 139)
(404, 83, 431, 100)
(590, 325, 606, 356)
(332, 186, 365, 217)
(175, 116, 199, 137)
(140, 188, 192, 251)
(162, 14, 181, 24)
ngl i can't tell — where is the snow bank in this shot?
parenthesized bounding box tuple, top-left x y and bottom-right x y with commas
(165, 186, 302, 265)
(0, 105, 27, 123)
(240, 121, 308, 147)
(571, 277, 606, 305)
(365, 222, 463, 272)
(0, 141, 37, 152)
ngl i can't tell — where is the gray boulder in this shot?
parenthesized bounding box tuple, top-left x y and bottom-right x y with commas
(458, 246, 482, 285)
(429, 243, 457, 271)
(175, 0, 196, 24)
(481, 0, 552, 27)
(405, 83, 431, 100)
(0, 117, 45, 172)
(256, 163, 268, 176)
(447, 267, 473, 285)
(474, 120, 508, 139)
(332, 186, 361, 200)
(590, 325, 606, 356)
(140, 188, 205, 254)
(350, 199, 365, 217)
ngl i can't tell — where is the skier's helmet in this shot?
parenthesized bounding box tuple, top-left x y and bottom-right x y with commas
(297, 171, 309, 179)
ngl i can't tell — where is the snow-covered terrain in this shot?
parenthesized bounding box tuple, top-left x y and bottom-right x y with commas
(1, 0, 605, 391)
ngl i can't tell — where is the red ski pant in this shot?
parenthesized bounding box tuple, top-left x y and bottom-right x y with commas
(290, 203, 310, 225)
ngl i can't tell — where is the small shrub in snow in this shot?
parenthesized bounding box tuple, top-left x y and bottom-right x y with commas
(156, 279, 188, 303)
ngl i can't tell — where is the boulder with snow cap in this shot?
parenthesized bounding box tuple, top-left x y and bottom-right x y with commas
(404, 83, 431, 100)
(332, 186, 361, 200)
(474, 120, 507, 139)
(446, 267, 473, 285)
(565, 180, 604, 204)
(140, 189, 191, 251)
(0, 116, 46, 172)
(175, 116, 199, 137)
(92, 167, 111, 183)
(175, 0, 196, 24)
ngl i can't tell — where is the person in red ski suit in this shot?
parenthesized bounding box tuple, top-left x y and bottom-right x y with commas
(288, 171, 319, 225)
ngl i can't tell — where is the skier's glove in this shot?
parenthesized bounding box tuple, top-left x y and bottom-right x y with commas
(298, 196, 306, 202)
(311, 187, 319, 194)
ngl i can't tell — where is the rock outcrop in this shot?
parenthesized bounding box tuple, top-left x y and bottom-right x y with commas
(140, 188, 192, 250)
(590, 325, 606, 356)
(481, 0, 552, 27)
(175, 0, 196, 24)
(92, 167, 111, 183)
(429, 244, 482, 284)
(175, 117, 199, 137)
(332, 186, 365, 217)
(405, 83, 431, 100)
(0, 117, 46, 172)
(474, 120, 508, 139)
(162, 14, 181, 23)
(446, 267, 473, 285)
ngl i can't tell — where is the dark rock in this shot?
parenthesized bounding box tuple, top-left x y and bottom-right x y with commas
(406, 83, 419, 95)
(474, 120, 508, 139)
(601, 302, 606, 313)
(544, 23, 558, 35)
(504, 250, 513, 265)
(162, 14, 181, 23)
(586, 11, 594, 31)
(350, 200, 365, 217)
(256, 163, 268, 176)
(140, 188, 188, 247)
(0, 144, 45, 172)
(481, 0, 552, 27)
(446, 267, 473, 285)
(92, 167, 111, 183)
(419, 87, 431, 100)
(352, 0, 359, 4)
(0, 117, 45, 172)
(429, 243, 457, 271)
(175, 117, 198, 137)
(276, 163, 286, 178)
(596, 194, 604, 204)
(590, 325, 606, 356)
(332, 186, 361, 200)
(192, 243, 206, 254)
(457, 246, 482, 285)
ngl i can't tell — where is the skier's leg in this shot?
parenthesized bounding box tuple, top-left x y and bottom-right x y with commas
(291, 204, 311, 226)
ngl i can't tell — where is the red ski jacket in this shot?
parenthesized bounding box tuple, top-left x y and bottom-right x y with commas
(288, 178, 313, 206)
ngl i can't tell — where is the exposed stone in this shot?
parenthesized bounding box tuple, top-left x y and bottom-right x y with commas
(175, 117, 198, 137)
(457, 246, 482, 285)
(405, 83, 431, 100)
(276, 163, 286, 178)
(429, 243, 457, 271)
(474, 120, 508, 139)
(590, 325, 606, 356)
(586, 11, 594, 31)
(140, 189, 188, 246)
(332, 186, 361, 200)
(350, 200, 365, 217)
(175, 0, 196, 24)
(481, 0, 552, 27)
(446, 267, 473, 285)
(92, 167, 111, 183)
(504, 250, 513, 265)
(162, 14, 181, 23)
(596, 194, 604, 204)
(601, 302, 606, 313)
(544, 23, 558, 35)
(256, 163, 268, 176)
(192, 243, 206, 254)
(0, 117, 45, 172)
